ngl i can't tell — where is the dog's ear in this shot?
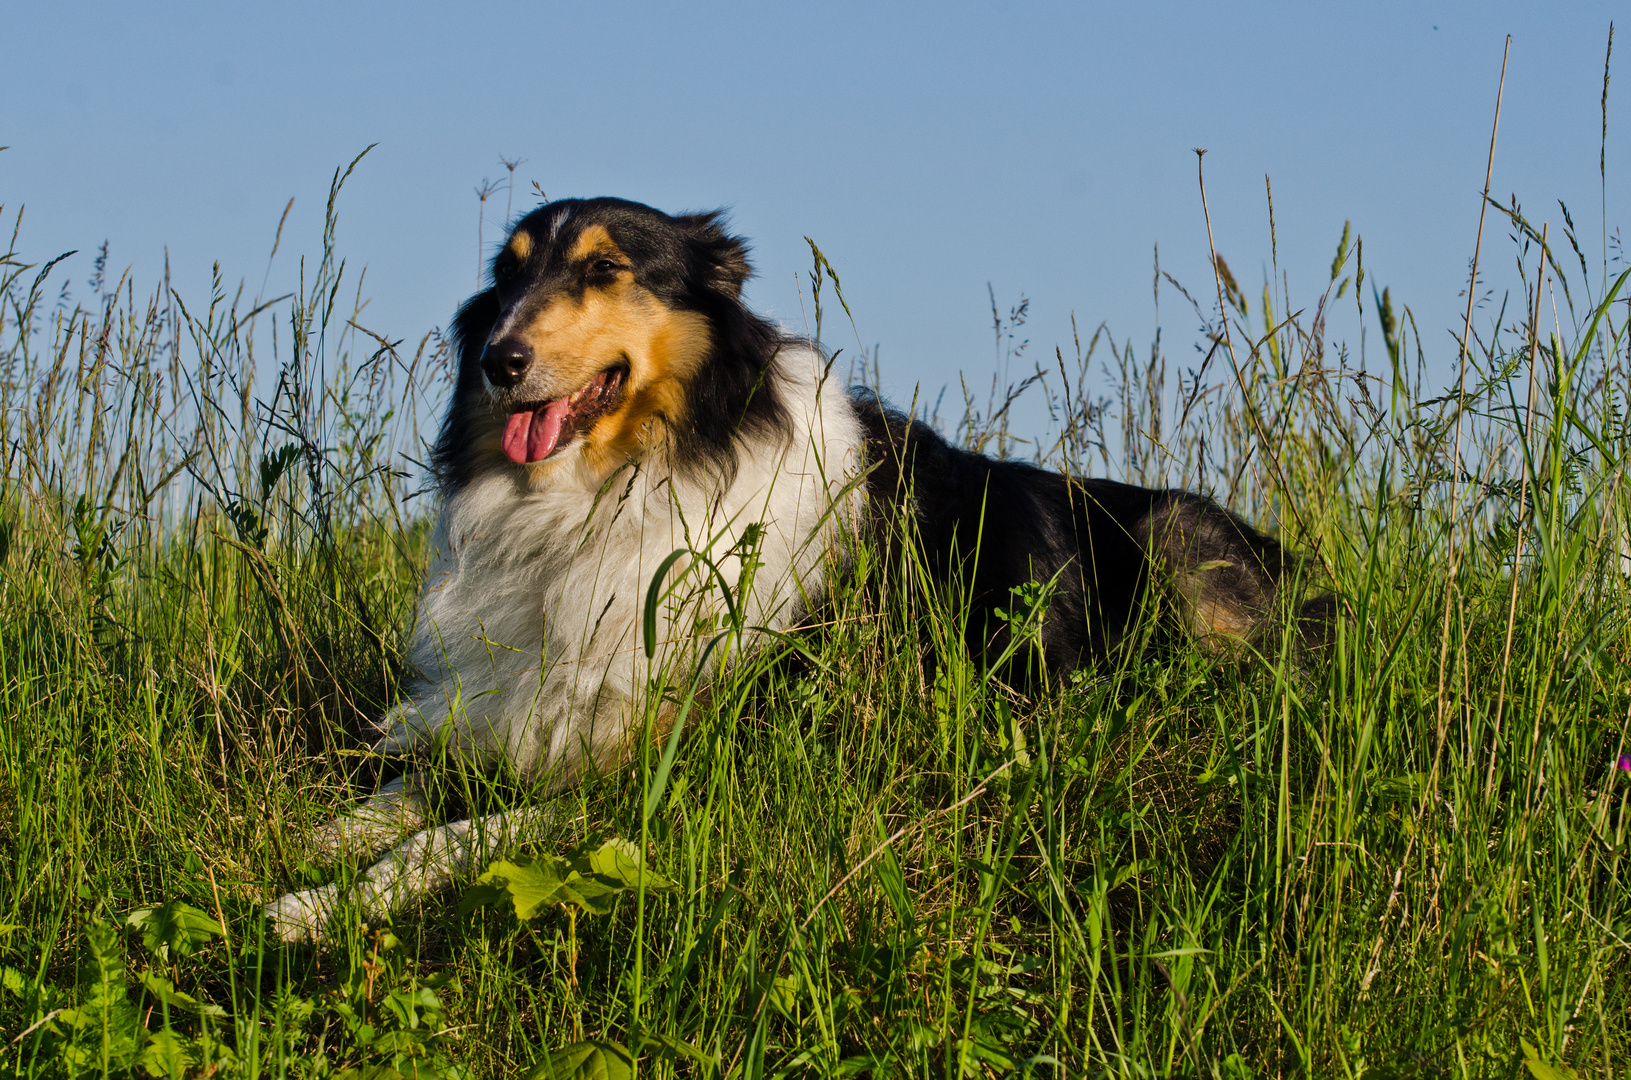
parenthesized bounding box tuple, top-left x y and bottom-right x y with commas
(679, 212, 753, 300)
(451, 288, 500, 365)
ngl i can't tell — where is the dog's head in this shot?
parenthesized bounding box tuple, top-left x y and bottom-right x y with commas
(436, 197, 788, 488)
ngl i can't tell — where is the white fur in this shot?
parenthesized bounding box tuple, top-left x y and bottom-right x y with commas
(380, 343, 865, 772)
(266, 345, 864, 940)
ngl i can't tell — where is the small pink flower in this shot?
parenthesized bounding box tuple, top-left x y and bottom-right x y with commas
(1618, 753, 1631, 772)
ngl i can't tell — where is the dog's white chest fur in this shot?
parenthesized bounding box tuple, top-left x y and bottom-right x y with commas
(374, 346, 864, 777)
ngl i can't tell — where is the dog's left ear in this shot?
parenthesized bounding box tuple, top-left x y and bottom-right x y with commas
(680, 213, 752, 300)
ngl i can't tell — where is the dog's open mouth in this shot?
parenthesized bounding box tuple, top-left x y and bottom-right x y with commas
(501, 365, 628, 464)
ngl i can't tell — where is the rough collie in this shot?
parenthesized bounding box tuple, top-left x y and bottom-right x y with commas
(265, 197, 1325, 940)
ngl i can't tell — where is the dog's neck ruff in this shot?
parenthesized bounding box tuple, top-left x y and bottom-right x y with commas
(378, 345, 864, 777)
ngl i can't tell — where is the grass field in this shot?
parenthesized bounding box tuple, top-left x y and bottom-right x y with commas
(2, 132, 1630, 1079)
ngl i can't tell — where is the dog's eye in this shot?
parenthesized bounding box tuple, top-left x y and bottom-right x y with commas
(494, 259, 519, 281)
(589, 258, 621, 276)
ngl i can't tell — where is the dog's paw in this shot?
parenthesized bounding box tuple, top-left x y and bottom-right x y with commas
(369, 698, 434, 758)
(305, 814, 411, 865)
(303, 818, 354, 863)
(303, 773, 434, 865)
(263, 884, 341, 943)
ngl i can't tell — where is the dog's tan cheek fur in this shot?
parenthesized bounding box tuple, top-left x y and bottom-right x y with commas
(512, 295, 614, 391)
(582, 306, 712, 472)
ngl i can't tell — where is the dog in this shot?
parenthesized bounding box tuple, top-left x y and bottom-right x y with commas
(265, 197, 1326, 940)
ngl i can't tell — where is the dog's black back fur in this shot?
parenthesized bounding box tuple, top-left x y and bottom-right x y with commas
(432, 196, 1325, 675)
(852, 395, 1325, 674)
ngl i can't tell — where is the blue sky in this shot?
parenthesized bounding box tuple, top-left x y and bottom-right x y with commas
(2, 2, 1623, 420)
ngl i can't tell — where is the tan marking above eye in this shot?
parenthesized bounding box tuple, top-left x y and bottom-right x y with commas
(566, 224, 627, 269)
(505, 230, 533, 262)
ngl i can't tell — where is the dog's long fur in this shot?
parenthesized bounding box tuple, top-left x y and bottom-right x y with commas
(265, 198, 1324, 940)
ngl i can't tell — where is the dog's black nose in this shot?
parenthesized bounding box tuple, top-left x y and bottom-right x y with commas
(481, 338, 532, 388)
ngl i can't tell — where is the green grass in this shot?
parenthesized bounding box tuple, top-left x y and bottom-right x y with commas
(1, 150, 1629, 1079)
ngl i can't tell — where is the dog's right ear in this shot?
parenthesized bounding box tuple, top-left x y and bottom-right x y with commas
(451, 289, 500, 369)
(433, 288, 503, 488)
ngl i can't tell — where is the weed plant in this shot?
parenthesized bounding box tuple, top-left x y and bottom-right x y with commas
(2, 98, 1630, 1079)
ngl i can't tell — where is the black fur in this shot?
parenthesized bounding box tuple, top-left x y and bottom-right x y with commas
(435, 195, 1326, 673)
(852, 395, 1327, 675)
(433, 198, 790, 490)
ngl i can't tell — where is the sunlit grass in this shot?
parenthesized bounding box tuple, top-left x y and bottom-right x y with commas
(1, 135, 1629, 1078)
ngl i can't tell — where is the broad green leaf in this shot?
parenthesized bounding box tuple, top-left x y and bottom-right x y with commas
(465, 840, 677, 921)
(399, 1059, 466, 1080)
(456, 879, 512, 916)
(525, 1039, 633, 1080)
(139, 1029, 194, 1078)
(763, 974, 800, 1018)
(578, 839, 672, 889)
(552, 873, 624, 916)
(127, 900, 224, 958)
(139, 970, 226, 1017)
(380, 983, 444, 1030)
(1372, 772, 1428, 804)
(1110, 861, 1145, 891)
(53, 921, 145, 1070)
(636, 1029, 710, 1064)
(1521, 1039, 1582, 1080)
(959, 1033, 1020, 1072)
(334, 1067, 406, 1080)
(478, 855, 571, 919)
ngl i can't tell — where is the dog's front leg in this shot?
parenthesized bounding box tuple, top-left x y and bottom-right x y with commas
(295, 695, 460, 865)
(304, 770, 434, 863)
(263, 770, 433, 942)
(265, 807, 546, 942)
(349, 807, 546, 916)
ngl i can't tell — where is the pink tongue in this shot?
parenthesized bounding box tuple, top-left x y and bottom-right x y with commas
(501, 398, 574, 464)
